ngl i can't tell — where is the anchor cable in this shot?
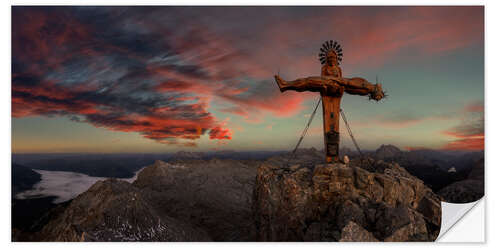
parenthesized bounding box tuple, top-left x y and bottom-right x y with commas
(286, 96, 322, 166)
(340, 108, 363, 156)
(286, 98, 364, 166)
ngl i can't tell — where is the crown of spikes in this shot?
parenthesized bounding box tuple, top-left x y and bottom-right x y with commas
(318, 40, 343, 65)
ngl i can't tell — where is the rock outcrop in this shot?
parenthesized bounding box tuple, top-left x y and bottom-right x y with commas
(438, 158, 484, 203)
(253, 159, 441, 242)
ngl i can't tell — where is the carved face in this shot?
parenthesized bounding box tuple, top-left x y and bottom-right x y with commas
(326, 50, 338, 66)
(371, 83, 385, 101)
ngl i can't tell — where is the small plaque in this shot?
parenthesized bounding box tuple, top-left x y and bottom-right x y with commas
(325, 131, 339, 157)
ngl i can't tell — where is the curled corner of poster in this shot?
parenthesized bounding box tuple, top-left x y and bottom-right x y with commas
(436, 198, 485, 242)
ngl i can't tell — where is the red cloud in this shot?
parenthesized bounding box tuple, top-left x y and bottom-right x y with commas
(12, 80, 100, 117)
(464, 102, 485, 113)
(12, 10, 92, 75)
(209, 126, 232, 140)
(441, 126, 484, 151)
(12, 8, 236, 147)
(12, 76, 232, 146)
(442, 136, 484, 151)
(220, 91, 308, 118)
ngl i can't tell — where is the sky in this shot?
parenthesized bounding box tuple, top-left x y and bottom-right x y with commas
(11, 6, 484, 153)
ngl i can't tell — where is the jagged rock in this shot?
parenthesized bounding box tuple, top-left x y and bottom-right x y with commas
(253, 160, 441, 242)
(374, 205, 411, 239)
(36, 179, 210, 241)
(383, 208, 429, 242)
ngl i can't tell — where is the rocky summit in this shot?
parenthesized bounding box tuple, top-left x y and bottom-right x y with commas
(253, 159, 442, 242)
(23, 151, 446, 242)
(34, 159, 258, 242)
(36, 178, 210, 241)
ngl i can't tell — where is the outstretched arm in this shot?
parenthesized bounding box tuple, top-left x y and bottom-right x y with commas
(343, 80, 385, 101)
(325, 76, 385, 101)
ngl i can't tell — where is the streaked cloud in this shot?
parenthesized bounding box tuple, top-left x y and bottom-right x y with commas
(441, 103, 484, 151)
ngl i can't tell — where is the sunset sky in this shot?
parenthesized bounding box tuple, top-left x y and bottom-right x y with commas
(11, 6, 484, 153)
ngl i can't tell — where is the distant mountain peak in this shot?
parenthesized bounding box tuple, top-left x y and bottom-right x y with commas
(375, 144, 402, 159)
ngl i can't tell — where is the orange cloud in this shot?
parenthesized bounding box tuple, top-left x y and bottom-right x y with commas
(442, 136, 484, 151)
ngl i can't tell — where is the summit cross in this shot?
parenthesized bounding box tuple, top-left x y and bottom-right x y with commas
(274, 40, 386, 163)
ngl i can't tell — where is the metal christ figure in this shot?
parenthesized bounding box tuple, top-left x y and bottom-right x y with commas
(274, 40, 385, 163)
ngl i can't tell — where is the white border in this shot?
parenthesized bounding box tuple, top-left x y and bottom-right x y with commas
(3, 0, 495, 249)
(7, 0, 488, 5)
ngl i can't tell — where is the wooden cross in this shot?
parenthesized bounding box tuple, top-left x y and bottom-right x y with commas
(274, 40, 385, 163)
